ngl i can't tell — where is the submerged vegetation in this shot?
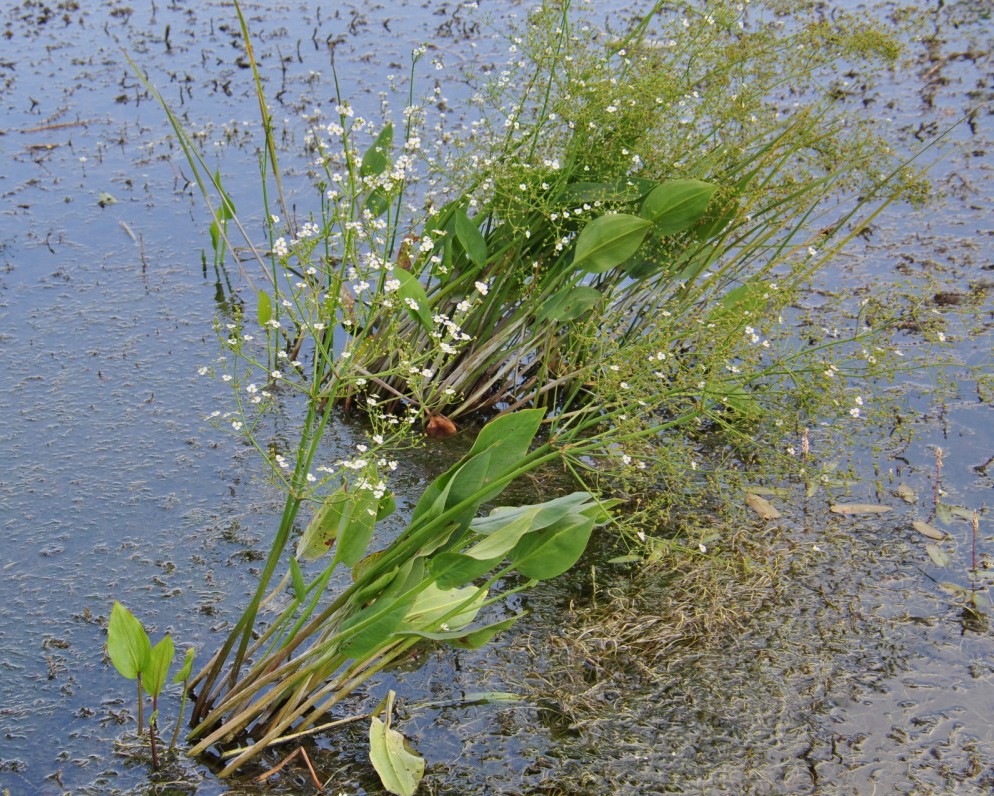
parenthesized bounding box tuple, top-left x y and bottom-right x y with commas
(113, 0, 940, 790)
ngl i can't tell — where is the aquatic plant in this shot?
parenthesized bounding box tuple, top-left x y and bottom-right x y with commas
(106, 602, 195, 769)
(117, 0, 934, 789)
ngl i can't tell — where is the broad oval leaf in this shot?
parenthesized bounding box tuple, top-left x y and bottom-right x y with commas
(453, 209, 488, 268)
(297, 486, 349, 561)
(641, 179, 717, 235)
(401, 583, 487, 632)
(745, 493, 781, 520)
(393, 268, 433, 333)
(536, 285, 602, 323)
(572, 214, 652, 274)
(511, 515, 595, 580)
(369, 715, 425, 796)
(912, 520, 946, 540)
(925, 543, 951, 568)
(107, 602, 151, 680)
(144, 635, 174, 699)
(361, 123, 394, 178)
(257, 290, 272, 326)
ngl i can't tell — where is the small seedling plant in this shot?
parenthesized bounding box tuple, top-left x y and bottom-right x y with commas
(106, 602, 195, 769)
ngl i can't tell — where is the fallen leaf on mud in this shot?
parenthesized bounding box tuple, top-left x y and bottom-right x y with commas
(745, 493, 781, 520)
(829, 503, 893, 515)
(912, 520, 946, 540)
(895, 484, 917, 504)
(925, 543, 951, 567)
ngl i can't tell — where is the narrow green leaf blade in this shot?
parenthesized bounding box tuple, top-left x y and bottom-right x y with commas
(145, 635, 174, 698)
(172, 646, 196, 684)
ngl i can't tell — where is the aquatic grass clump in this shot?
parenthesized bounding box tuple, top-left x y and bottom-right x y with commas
(116, 0, 938, 789)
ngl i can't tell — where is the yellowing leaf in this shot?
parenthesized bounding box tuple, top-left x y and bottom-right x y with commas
(925, 543, 951, 568)
(829, 503, 892, 515)
(369, 714, 425, 796)
(745, 493, 781, 520)
(895, 484, 917, 504)
(912, 520, 946, 540)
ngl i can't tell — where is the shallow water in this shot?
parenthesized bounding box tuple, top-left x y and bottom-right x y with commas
(1, 1, 992, 794)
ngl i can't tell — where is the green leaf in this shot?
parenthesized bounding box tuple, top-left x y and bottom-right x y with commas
(393, 268, 433, 333)
(365, 187, 390, 217)
(107, 602, 151, 680)
(361, 123, 394, 178)
(511, 515, 596, 580)
(397, 615, 520, 649)
(573, 214, 653, 273)
(338, 596, 413, 659)
(369, 715, 425, 796)
(335, 489, 382, 568)
(640, 179, 717, 235)
(453, 209, 488, 268)
(213, 169, 236, 220)
(401, 583, 487, 631)
(536, 286, 603, 323)
(257, 290, 272, 326)
(297, 486, 349, 561)
(173, 646, 195, 684)
(145, 635, 174, 699)
(289, 557, 306, 599)
(561, 177, 656, 204)
(410, 409, 545, 525)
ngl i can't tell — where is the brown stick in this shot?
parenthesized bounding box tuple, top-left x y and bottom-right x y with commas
(254, 746, 324, 791)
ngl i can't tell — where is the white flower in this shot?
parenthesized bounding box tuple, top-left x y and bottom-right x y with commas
(474, 281, 489, 296)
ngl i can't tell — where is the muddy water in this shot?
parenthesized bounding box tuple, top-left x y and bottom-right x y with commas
(0, 1, 991, 794)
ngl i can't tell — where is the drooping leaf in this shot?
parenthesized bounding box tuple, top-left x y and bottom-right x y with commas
(401, 583, 487, 631)
(360, 123, 394, 178)
(511, 515, 596, 580)
(335, 489, 382, 568)
(173, 646, 196, 684)
(369, 715, 425, 796)
(107, 602, 151, 681)
(745, 493, 781, 520)
(829, 503, 893, 515)
(144, 635, 174, 699)
(536, 285, 602, 323)
(453, 208, 488, 268)
(640, 179, 717, 235)
(397, 615, 520, 649)
(572, 213, 653, 273)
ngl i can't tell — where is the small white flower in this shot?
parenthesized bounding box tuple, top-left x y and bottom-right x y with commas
(474, 281, 489, 296)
